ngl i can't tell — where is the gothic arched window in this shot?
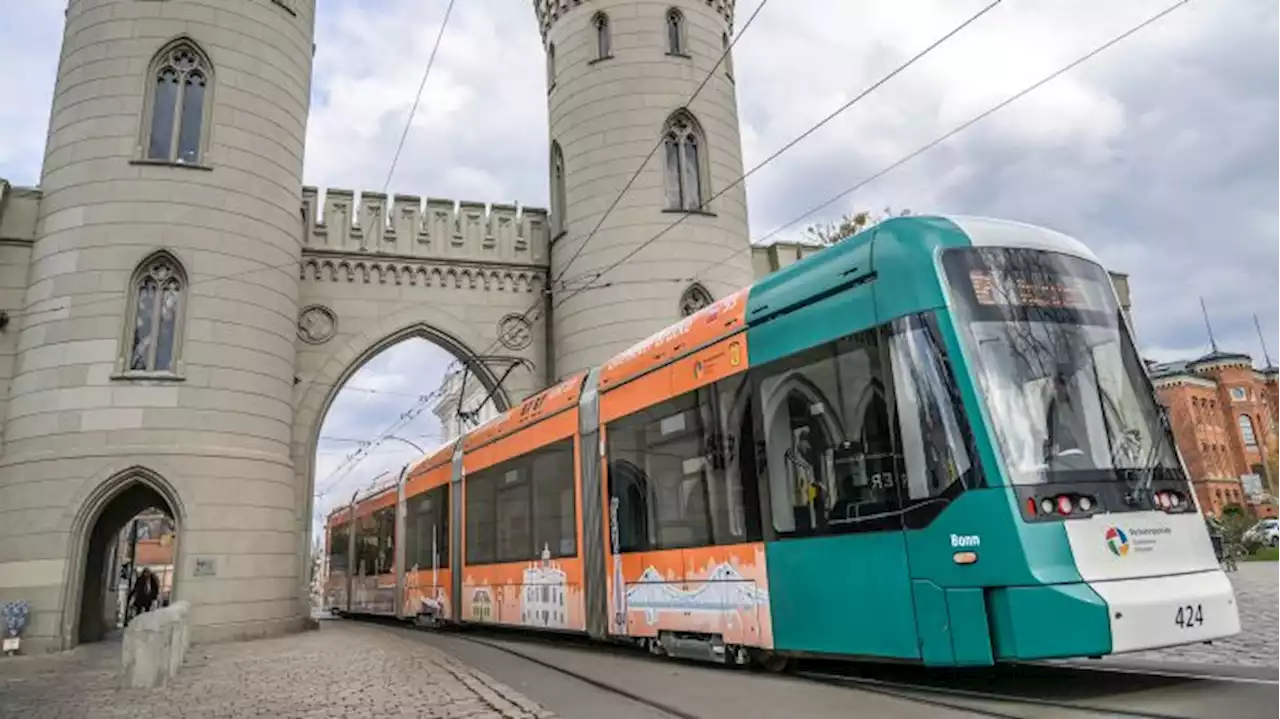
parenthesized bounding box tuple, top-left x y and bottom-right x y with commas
(679, 283, 714, 317)
(550, 141, 568, 238)
(666, 8, 686, 55)
(124, 251, 187, 375)
(593, 12, 612, 60)
(546, 43, 557, 90)
(662, 110, 707, 211)
(723, 32, 734, 79)
(1239, 414, 1258, 448)
(143, 39, 213, 165)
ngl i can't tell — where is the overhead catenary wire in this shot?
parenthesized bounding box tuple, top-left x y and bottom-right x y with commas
(747, 0, 1197, 250)
(311, 367, 462, 500)
(551, 0, 1006, 310)
(382, 0, 460, 194)
(670, 0, 1199, 284)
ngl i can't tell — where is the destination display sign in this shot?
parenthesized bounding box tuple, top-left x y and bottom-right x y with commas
(968, 269, 1109, 312)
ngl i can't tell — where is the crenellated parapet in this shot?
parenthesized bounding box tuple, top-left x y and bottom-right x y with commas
(530, 0, 737, 43)
(300, 187, 549, 269)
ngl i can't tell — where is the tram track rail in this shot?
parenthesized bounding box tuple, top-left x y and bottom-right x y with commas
(453, 632, 705, 719)
(798, 669, 1200, 719)
(344, 614, 1262, 719)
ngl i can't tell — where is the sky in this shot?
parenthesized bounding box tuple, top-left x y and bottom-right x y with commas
(1, 0, 1276, 532)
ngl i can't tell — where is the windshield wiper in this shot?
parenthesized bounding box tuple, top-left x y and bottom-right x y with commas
(1125, 404, 1174, 505)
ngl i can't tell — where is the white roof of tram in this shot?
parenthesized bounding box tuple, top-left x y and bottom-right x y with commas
(940, 215, 1104, 267)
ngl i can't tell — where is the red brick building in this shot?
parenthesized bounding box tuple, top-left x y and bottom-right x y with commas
(1150, 351, 1279, 518)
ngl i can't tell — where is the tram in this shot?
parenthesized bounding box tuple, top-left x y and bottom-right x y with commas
(324, 215, 1240, 668)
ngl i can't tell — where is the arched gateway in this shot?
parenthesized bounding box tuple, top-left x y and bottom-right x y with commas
(0, 0, 762, 654)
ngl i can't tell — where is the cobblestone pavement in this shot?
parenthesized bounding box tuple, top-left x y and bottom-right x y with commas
(1111, 561, 1278, 668)
(0, 621, 552, 719)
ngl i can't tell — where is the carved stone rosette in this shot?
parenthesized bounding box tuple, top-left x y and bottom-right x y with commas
(297, 304, 337, 344)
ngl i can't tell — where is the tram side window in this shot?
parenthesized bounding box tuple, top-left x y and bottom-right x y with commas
(328, 524, 349, 574)
(607, 379, 760, 552)
(531, 440, 577, 558)
(355, 513, 379, 575)
(466, 470, 499, 565)
(496, 466, 533, 563)
(714, 372, 764, 544)
(755, 327, 905, 536)
(884, 313, 981, 514)
(466, 437, 578, 565)
(373, 505, 396, 575)
(405, 486, 449, 570)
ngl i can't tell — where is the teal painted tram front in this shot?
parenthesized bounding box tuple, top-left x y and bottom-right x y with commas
(744, 215, 1241, 666)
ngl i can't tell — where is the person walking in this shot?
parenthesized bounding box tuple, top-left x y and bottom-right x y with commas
(128, 568, 159, 621)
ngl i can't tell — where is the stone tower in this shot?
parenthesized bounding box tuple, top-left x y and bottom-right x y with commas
(0, 0, 315, 651)
(535, 0, 754, 378)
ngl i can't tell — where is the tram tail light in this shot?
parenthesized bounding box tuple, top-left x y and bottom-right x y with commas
(1027, 492, 1099, 519)
(1153, 489, 1189, 513)
(953, 551, 978, 565)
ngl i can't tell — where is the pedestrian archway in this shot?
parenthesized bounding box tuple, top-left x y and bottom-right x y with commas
(70, 469, 182, 646)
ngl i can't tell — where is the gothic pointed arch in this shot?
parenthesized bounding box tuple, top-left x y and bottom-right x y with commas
(118, 249, 189, 378)
(139, 36, 215, 166)
(679, 282, 714, 317)
(550, 140, 568, 239)
(63, 464, 185, 648)
(662, 109, 709, 212)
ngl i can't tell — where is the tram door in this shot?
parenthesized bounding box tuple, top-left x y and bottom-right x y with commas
(754, 327, 922, 660)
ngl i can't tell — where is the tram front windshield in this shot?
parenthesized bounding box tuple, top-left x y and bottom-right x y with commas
(942, 246, 1181, 485)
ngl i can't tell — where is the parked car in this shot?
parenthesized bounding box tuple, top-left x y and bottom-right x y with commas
(1244, 518, 1279, 548)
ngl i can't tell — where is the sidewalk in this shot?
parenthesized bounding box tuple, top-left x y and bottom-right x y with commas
(0, 620, 551, 719)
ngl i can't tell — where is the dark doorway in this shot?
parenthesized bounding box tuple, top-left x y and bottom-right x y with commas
(78, 482, 178, 644)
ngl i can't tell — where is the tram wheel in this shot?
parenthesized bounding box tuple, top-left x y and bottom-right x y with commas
(751, 650, 793, 673)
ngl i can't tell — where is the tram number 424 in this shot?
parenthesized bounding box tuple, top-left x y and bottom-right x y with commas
(1174, 604, 1204, 630)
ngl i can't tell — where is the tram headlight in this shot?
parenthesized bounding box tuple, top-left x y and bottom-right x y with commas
(1040, 498, 1055, 515)
(1078, 495, 1093, 512)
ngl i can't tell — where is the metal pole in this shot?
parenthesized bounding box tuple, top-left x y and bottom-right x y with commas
(123, 519, 140, 626)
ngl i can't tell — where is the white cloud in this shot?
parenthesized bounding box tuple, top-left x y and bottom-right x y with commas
(1, 0, 1275, 533)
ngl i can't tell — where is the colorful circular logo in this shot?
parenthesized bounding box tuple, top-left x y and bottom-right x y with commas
(1105, 526, 1129, 557)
